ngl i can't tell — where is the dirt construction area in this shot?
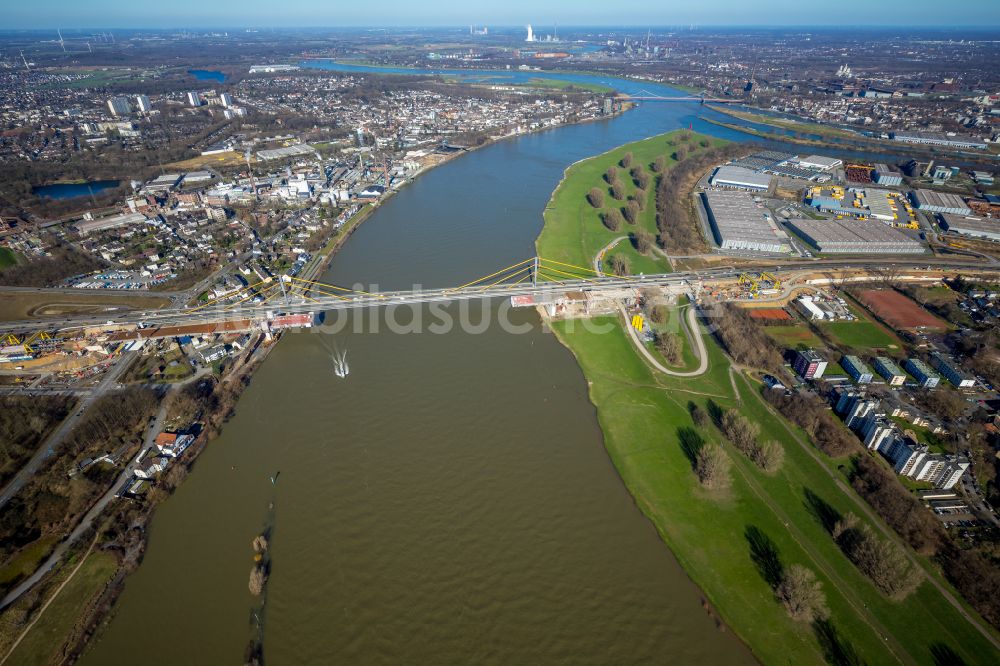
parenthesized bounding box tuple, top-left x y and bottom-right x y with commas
(855, 289, 948, 331)
(0, 292, 171, 322)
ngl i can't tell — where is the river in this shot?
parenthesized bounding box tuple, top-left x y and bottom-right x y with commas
(80, 69, 760, 665)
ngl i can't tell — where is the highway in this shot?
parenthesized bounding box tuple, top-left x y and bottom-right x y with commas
(0, 257, 997, 336)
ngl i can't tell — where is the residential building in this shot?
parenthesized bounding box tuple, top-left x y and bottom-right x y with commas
(135, 94, 152, 113)
(846, 398, 879, 430)
(861, 415, 895, 451)
(841, 355, 874, 384)
(154, 432, 194, 458)
(793, 349, 827, 379)
(873, 356, 906, 386)
(134, 447, 169, 479)
(884, 439, 927, 477)
(931, 353, 975, 388)
(904, 358, 940, 388)
(186, 91, 203, 107)
(936, 458, 970, 490)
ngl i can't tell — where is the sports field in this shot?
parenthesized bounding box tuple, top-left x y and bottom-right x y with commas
(856, 289, 948, 331)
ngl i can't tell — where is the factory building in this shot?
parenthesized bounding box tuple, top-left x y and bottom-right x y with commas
(862, 190, 896, 222)
(909, 189, 972, 216)
(903, 358, 940, 388)
(931, 353, 975, 388)
(107, 96, 132, 117)
(873, 356, 906, 386)
(841, 355, 874, 384)
(795, 155, 842, 171)
(709, 165, 773, 192)
(792, 349, 827, 379)
(74, 212, 148, 236)
(785, 218, 925, 254)
(795, 296, 826, 320)
(937, 214, 1000, 242)
(702, 190, 790, 254)
(891, 131, 987, 151)
(873, 164, 903, 186)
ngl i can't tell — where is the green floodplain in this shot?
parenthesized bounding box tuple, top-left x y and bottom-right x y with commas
(535, 129, 725, 276)
(537, 129, 1000, 664)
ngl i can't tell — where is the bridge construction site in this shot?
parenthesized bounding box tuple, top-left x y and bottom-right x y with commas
(1, 254, 998, 386)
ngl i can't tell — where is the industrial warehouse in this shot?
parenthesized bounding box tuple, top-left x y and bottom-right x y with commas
(702, 190, 791, 253)
(937, 214, 1000, 241)
(785, 217, 926, 254)
(708, 165, 773, 191)
(910, 189, 973, 215)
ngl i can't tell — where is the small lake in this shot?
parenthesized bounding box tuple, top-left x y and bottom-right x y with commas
(32, 180, 119, 200)
(188, 69, 226, 82)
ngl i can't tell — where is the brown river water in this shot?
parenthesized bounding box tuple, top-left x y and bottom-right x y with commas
(80, 82, 755, 665)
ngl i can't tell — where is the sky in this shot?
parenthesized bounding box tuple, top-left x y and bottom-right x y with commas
(6, 0, 1000, 30)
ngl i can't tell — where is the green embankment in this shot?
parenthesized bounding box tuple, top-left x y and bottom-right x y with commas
(551, 316, 1000, 664)
(536, 130, 725, 276)
(5, 551, 116, 666)
(537, 132, 1000, 663)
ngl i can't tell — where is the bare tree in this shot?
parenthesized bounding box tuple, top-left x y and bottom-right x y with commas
(610, 254, 630, 276)
(634, 230, 655, 254)
(624, 200, 640, 224)
(587, 187, 605, 208)
(695, 443, 731, 489)
(753, 440, 785, 472)
(602, 209, 623, 232)
(776, 564, 828, 622)
(611, 180, 626, 201)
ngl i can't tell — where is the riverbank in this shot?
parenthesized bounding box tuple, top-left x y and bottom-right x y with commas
(537, 135, 1000, 662)
(704, 107, 999, 165)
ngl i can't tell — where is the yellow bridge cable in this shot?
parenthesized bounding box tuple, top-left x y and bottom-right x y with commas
(446, 258, 535, 292)
(286, 282, 324, 305)
(536, 264, 599, 283)
(475, 265, 532, 292)
(502, 273, 533, 289)
(536, 269, 570, 285)
(288, 275, 383, 299)
(287, 277, 354, 302)
(541, 256, 638, 280)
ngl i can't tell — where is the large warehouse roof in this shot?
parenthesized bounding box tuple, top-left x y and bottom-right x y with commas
(797, 155, 843, 171)
(710, 165, 773, 190)
(786, 218, 925, 253)
(703, 190, 789, 253)
(938, 214, 1000, 241)
(911, 189, 971, 214)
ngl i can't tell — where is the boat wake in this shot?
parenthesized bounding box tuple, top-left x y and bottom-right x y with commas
(332, 345, 349, 379)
